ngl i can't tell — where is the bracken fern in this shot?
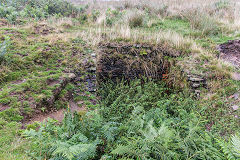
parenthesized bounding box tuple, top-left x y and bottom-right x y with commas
(0, 37, 11, 62)
(24, 80, 239, 159)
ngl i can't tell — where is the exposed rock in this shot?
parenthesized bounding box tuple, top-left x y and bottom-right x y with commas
(195, 90, 201, 98)
(188, 77, 204, 82)
(91, 53, 96, 57)
(231, 72, 240, 81)
(233, 92, 239, 100)
(66, 73, 76, 79)
(88, 67, 97, 72)
(86, 74, 96, 92)
(187, 75, 206, 90)
(232, 105, 239, 111)
(192, 83, 201, 88)
(82, 58, 89, 66)
(97, 42, 208, 95)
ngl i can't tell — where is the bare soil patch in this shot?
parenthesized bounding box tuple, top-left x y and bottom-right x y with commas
(26, 101, 86, 124)
(34, 24, 55, 35)
(218, 40, 240, 68)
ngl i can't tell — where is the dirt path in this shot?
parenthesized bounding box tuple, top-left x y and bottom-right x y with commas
(26, 101, 86, 124)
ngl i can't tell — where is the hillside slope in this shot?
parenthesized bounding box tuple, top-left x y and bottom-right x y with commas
(0, 0, 239, 159)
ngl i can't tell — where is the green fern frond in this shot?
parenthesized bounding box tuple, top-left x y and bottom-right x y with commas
(23, 129, 38, 138)
(231, 134, 240, 158)
(68, 133, 89, 144)
(0, 36, 11, 61)
(111, 144, 132, 156)
(52, 141, 97, 160)
(217, 136, 237, 160)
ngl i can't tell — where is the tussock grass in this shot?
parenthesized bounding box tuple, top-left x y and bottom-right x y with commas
(75, 0, 240, 30)
(181, 9, 221, 36)
(47, 26, 195, 56)
(128, 12, 144, 28)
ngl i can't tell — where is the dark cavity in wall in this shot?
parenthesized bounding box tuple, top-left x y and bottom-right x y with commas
(97, 42, 181, 83)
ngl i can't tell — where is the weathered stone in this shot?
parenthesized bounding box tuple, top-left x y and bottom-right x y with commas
(195, 90, 201, 93)
(232, 105, 239, 111)
(194, 90, 201, 98)
(189, 77, 204, 82)
(233, 92, 239, 100)
(67, 73, 76, 79)
(91, 53, 96, 57)
(88, 67, 96, 72)
(86, 74, 96, 92)
(192, 83, 201, 88)
(97, 42, 177, 82)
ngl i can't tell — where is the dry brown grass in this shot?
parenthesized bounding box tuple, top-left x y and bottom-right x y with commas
(67, 0, 240, 29)
(181, 9, 221, 36)
(46, 24, 193, 52)
(41, 18, 234, 83)
(127, 12, 144, 28)
(23, 0, 238, 92)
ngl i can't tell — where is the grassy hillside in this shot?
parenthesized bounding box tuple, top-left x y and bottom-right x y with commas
(0, 0, 239, 159)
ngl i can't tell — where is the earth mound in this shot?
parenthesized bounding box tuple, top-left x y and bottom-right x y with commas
(218, 40, 240, 68)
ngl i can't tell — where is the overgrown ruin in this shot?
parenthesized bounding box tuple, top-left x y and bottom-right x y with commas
(97, 42, 207, 93)
(97, 42, 180, 82)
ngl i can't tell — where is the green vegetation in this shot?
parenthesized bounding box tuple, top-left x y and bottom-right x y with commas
(128, 13, 144, 28)
(182, 9, 221, 36)
(0, 36, 10, 62)
(0, 0, 81, 24)
(0, 120, 30, 159)
(24, 80, 240, 159)
(0, 0, 239, 159)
